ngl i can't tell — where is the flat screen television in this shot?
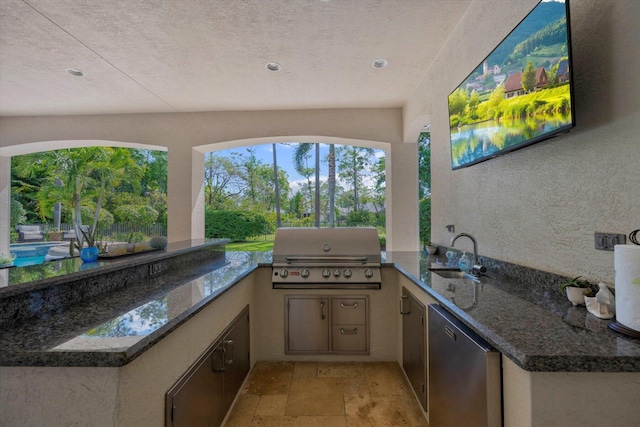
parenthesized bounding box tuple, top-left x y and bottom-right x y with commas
(448, 0, 575, 169)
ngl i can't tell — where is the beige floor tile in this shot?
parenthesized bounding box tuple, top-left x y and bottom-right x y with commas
(364, 362, 411, 397)
(251, 415, 347, 427)
(317, 362, 366, 379)
(341, 377, 370, 397)
(399, 394, 428, 427)
(345, 394, 413, 427)
(255, 395, 288, 416)
(224, 394, 260, 427)
(285, 378, 345, 416)
(293, 362, 318, 379)
(246, 362, 294, 395)
(227, 362, 425, 427)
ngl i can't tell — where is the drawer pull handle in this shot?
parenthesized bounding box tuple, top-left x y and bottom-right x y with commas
(340, 327, 359, 335)
(223, 339, 234, 365)
(400, 295, 411, 315)
(320, 301, 326, 320)
(340, 302, 358, 309)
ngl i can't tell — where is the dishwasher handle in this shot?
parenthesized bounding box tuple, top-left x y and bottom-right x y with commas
(444, 325, 457, 341)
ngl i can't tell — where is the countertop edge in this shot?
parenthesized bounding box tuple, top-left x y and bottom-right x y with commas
(391, 263, 640, 373)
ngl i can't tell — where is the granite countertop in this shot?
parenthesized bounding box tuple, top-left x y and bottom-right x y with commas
(385, 251, 640, 373)
(0, 238, 230, 292)
(0, 251, 270, 367)
(1, 249, 638, 372)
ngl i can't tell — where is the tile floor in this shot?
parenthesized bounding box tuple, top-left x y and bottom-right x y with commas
(223, 361, 428, 427)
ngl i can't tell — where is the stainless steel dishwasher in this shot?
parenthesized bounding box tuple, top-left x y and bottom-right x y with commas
(428, 304, 502, 427)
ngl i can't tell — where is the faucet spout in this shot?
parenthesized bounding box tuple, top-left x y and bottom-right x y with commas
(450, 232, 486, 275)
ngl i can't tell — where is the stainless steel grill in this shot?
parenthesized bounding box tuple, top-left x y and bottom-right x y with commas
(272, 227, 382, 289)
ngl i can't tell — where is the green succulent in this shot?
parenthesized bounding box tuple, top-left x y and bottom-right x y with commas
(560, 276, 591, 292)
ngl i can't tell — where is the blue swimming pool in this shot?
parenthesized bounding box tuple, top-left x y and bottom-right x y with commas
(9, 242, 69, 267)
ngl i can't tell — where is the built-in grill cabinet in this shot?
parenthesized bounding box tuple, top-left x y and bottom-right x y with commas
(165, 306, 250, 427)
(285, 295, 369, 354)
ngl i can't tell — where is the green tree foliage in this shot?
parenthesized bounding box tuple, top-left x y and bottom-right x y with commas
(448, 88, 469, 117)
(336, 146, 375, 212)
(114, 205, 159, 227)
(11, 198, 27, 225)
(418, 132, 431, 199)
(292, 143, 316, 215)
(521, 61, 537, 93)
(81, 206, 114, 230)
(11, 147, 166, 236)
(419, 197, 432, 245)
(507, 17, 567, 64)
(346, 210, 376, 226)
(204, 209, 268, 241)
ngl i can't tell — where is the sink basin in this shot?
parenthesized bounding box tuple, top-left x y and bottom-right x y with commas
(432, 270, 466, 279)
(430, 269, 480, 281)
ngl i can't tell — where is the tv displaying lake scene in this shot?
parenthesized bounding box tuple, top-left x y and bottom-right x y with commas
(448, 0, 575, 169)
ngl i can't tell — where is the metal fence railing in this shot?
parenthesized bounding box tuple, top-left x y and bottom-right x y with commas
(23, 222, 167, 239)
(245, 221, 384, 242)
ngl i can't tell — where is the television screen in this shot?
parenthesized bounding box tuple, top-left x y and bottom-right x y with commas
(448, 0, 575, 169)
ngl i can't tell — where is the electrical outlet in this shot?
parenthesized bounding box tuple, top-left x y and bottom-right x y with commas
(594, 232, 626, 251)
(149, 262, 167, 277)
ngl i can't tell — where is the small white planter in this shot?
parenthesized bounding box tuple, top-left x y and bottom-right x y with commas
(565, 286, 586, 306)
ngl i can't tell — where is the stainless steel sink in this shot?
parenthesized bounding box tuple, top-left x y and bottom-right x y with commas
(430, 269, 480, 281)
(431, 270, 466, 279)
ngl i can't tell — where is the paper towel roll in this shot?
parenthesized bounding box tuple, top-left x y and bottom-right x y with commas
(615, 244, 640, 331)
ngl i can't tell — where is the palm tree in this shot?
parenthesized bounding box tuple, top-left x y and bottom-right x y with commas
(328, 144, 336, 227)
(293, 143, 317, 222)
(272, 143, 281, 227)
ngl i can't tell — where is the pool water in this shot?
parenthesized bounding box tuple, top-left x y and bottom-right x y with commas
(9, 242, 69, 267)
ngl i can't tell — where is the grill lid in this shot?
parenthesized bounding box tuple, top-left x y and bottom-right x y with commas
(272, 227, 381, 265)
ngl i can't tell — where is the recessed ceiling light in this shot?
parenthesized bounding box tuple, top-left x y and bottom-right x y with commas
(372, 59, 388, 69)
(266, 62, 281, 72)
(65, 68, 85, 77)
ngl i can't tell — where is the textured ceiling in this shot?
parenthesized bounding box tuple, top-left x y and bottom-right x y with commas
(0, 0, 473, 116)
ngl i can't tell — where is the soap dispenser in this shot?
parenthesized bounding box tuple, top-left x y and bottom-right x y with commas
(458, 253, 471, 272)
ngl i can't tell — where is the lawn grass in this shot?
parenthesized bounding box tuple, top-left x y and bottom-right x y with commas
(226, 240, 274, 251)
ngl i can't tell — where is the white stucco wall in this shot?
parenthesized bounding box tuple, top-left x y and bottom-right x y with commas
(405, 0, 640, 284)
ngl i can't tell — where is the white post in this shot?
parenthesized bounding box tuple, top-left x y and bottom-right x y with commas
(386, 142, 420, 251)
(167, 148, 205, 242)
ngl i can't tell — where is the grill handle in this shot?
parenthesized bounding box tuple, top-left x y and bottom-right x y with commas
(285, 256, 369, 263)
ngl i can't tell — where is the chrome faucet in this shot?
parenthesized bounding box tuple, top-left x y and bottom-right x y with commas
(450, 233, 486, 276)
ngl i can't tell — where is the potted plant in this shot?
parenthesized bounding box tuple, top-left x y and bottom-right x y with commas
(0, 253, 16, 268)
(48, 228, 63, 241)
(560, 276, 591, 306)
(424, 241, 438, 255)
(71, 227, 106, 263)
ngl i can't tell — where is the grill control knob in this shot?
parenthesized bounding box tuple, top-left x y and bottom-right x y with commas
(301, 269, 310, 278)
(364, 268, 374, 278)
(343, 269, 352, 278)
(333, 269, 341, 277)
(279, 269, 289, 278)
(322, 269, 331, 278)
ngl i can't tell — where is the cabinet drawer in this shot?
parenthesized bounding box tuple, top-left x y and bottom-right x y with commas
(332, 298, 366, 324)
(332, 325, 367, 352)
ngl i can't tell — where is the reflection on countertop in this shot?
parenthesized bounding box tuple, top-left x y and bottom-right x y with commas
(0, 251, 270, 367)
(0, 239, 230, 291)
(2, 249, 639, 372)
(386, 250, 640, 372)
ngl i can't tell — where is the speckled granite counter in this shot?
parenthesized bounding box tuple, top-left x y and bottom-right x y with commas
(1, 248, 638, 372)
(385, 251, 640, 373)
(0, 251, 269, 367)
